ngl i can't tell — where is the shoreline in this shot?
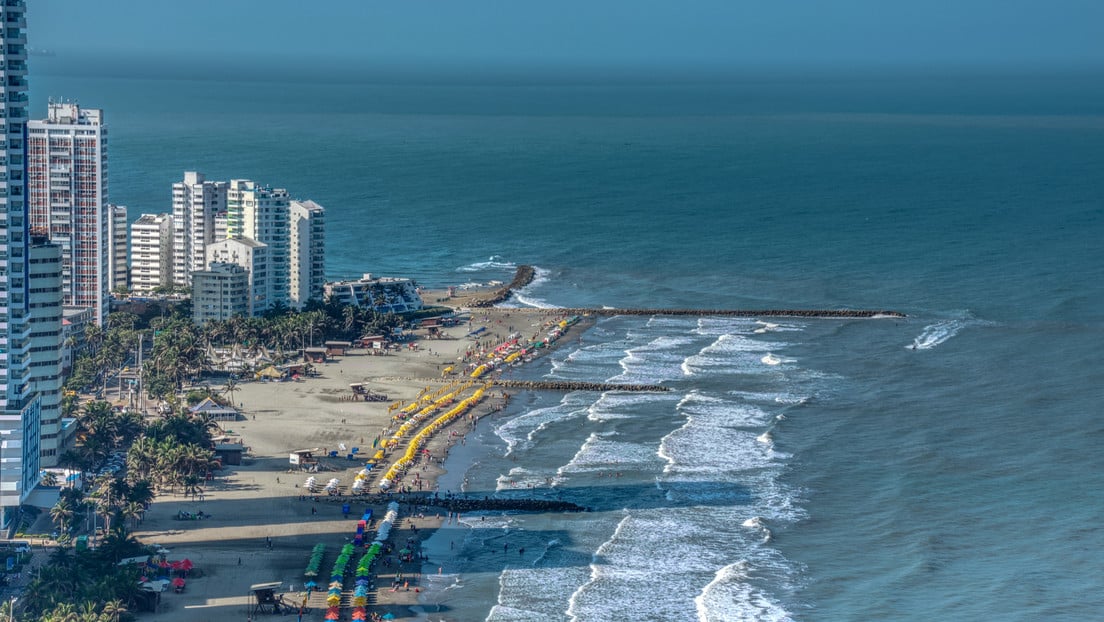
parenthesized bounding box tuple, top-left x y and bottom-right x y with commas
(130, 301, 592, 621)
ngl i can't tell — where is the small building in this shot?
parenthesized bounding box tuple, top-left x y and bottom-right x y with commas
(188, 397, 239, 422)
(289, 449, 319, 467)
(213, 443, 245, 466)
(357, 334, 387, 349)
(303, 347, 328, 363)
(324, 340, 353, 356)
(324, 274, 424, 314)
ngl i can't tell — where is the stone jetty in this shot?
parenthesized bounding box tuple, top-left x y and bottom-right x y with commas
(560, 308, 906, 318)
(470, 264, 536, 307)
(490, 379, 669, 392)
(377, 377, 669, 393)
(422, 496, 587, 513)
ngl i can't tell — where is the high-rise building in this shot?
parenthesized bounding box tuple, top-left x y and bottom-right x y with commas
(27, 236, 63, 464)
(289, 199, 325, 309)
(27, 101, 109, 325)
(130, 213, 174, 294)
(172, 171, 227, 289)
(107, 204, 128, 293)
(2, 1, 60, 524)
(192, 262, 250, 326)
(206, 237, 269, 316)
(227, 179, 289, 309)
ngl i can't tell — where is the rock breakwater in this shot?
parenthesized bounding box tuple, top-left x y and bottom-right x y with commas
(526, 307, 906, 319)
(470, 265, 536, 307)
(422, 497, 587, 513)
(376, 377, 669, 393)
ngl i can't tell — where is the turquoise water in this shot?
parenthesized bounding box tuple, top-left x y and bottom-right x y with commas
(32, 68, 1104, 620)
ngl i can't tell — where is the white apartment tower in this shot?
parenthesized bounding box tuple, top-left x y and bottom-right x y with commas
(172, 171, 227, 288)
(107, 203, 128, 292)
(206, 237, 269, 316)
(289, 199, 325, 309)
(227, 179, 289, 309)
(27, 101, 109, 326)
(192, 262, 250, 325)
(130, 213, 174, 294)
(2, 1, 57, 524)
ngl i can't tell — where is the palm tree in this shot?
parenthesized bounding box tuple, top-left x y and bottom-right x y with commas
(77, 601, 99, 621)
(101, 600, 127, 622)
(182, 474, 204, 502)
(0, 598, 18, 622)
(126, 479, 155, 509)
(41, 471, 59, 486)
(221, 376, 239, 409)
(122, 501, 145, 530)
(50, 501, 75, 536)
(46, 601, 80, 622)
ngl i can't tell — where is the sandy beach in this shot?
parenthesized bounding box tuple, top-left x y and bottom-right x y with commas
(130, 298, 582, 621)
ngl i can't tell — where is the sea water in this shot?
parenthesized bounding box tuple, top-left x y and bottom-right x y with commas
(31, 66, 1104, 620)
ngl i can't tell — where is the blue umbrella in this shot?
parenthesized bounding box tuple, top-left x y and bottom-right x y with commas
(382, 614, 396, 620)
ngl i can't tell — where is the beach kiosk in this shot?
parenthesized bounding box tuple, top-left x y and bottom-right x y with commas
(213, 443, 245, 466)
(357, 334, 387, 350)
(302, 347, 328, 364)
(289, 448, 320, 469)
(325, 340, 353, 356)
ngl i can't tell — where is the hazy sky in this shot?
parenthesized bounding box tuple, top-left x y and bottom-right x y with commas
(28, 0, 1104, 69)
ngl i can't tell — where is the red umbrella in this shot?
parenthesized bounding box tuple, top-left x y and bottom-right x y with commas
(170, 561, 183, 570)
(181, 559, 194, 570)
(171, 577, 185, 587)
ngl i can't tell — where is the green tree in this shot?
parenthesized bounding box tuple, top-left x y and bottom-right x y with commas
(101, 599, 127, 622)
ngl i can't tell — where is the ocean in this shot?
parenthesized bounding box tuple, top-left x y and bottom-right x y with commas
(32, 64, 1104, 620)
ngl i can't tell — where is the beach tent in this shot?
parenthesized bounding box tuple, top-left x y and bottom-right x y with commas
(255, 365, 285, 380)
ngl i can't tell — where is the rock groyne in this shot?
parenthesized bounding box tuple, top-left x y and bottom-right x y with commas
(421, 497, 587, 513)
(470, 264, 536, 308)
(529, 308, 906, 319)
(375, 377, 669, 393)
(490, 379, 669, 392)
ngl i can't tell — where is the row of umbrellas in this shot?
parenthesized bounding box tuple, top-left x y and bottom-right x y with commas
(325, 606, 394, 620)
(304, 543, 326, 577)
